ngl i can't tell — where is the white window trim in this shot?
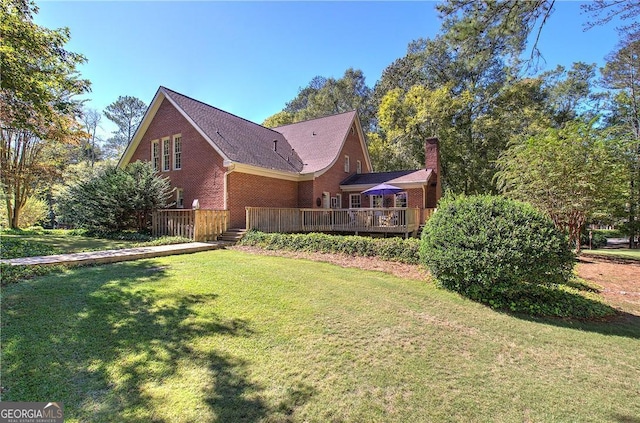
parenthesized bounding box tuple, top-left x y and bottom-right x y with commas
(151, 139, 160, 172)
(176, 188, 184, 208)
(395, 192, 408, 208)
(371, 195, 383, 208)
(173, 134, 182, 170)
(356, 160, 362, 174)
(349, 194, 361, 209)
(162, 137, 171, 172)
(344, 155, 350, 173)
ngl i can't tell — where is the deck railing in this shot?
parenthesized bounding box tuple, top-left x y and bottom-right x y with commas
(246, 207, 424, 236)
(152, 209, 229, 242)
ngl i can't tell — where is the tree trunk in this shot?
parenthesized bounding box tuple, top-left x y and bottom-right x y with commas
(10, 206, 20, 229)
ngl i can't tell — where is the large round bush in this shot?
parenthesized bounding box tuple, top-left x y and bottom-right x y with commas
(420, 195, 574, 301)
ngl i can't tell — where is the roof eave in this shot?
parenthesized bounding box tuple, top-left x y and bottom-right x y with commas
(118, 87, 232, 169)
(313, 111, 372, 177)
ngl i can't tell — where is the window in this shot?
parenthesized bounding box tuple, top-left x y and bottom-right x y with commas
(151, 140, 159, 171)
(176, 188, 184, 208)
(331, 197, 338, 209)
(162, 138, 170, 172)
(356, 160, 362, 174)
(173, 135, 182, 170)
(371, 195, 383, 208)
(395, 192, 407, 208)
(350, 194, 361, 209)
(344, 155, 350, 173)
(336, 194, 341, 208)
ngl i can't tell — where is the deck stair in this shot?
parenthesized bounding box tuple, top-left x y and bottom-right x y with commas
(218, 228, 247, 244)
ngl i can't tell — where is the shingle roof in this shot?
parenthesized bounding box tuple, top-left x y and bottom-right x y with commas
(341, 169, 433, 187)
(273, 111, 358, 174)
(162, 87, 304, 173)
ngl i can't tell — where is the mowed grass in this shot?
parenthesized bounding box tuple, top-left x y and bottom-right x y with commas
(582, 248, 640, 261)
(1, 250, 639, 422)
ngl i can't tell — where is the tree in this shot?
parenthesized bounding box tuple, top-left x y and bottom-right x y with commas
(79, 108, 102, 166)
(0, 0, 90, 228)
(437, 0, 640, 68)
(263, 69, 375, 132)
(103, 95, 147, 158)
(375, 84, 468, 173)
(601, 33, 640, 247)
(496, 120, 626, 252)
(262, 111, 295, 128)
(540, 62, 599, 126)
(371, 36, 547, 194)
(57, 161, 172, 232)
(583, 0, 639, 35)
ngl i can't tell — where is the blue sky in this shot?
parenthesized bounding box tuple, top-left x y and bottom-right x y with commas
(35, 1, 621, 139)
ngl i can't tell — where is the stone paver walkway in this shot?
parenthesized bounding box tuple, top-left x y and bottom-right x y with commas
(0, 242, 227, 267)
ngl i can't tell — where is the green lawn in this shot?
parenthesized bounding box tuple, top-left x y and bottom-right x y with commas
(582, 248, 640, 261)
(1, 230, 140, 255)
(1, 250, 638, 422)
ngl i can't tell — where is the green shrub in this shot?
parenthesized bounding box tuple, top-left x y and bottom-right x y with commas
(133, 236, 192, 247)
(580, 231, 608, 249)
(420, 195, 580, 315)
(0, 263, 65, 286)
(239, 231, 420, 264)
(56, 161, 172, 232)
(0, 238, 61, 259)
(67, 228, 154, 241)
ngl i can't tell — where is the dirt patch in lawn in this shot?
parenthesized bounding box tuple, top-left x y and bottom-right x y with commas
(233, 246, 639, 316)
(231, 246, 429, 281)
(576, 256, 640, 316)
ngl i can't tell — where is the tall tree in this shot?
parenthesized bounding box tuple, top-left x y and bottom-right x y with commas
(263, 69, 375, 132)
(371, 36, 530, 194)
(437, 0, 640, 68)
(540, 62, 599, 126)
(103, 95, 147, 157)
(0, 0, 90, 228)
(601, 33, 640, 247)
(79, 107, 102, 166)
(496, 120, 626, 252)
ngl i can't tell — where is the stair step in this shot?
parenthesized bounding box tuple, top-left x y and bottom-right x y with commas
(217, 228, 247, 244)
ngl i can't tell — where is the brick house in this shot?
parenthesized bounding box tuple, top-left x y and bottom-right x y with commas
(119, 87, 441, 230)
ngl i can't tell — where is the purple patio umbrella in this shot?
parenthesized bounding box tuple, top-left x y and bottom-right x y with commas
(361, 183, 403, 196)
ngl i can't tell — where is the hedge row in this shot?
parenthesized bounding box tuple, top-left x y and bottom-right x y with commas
(239, 231, 421, 264)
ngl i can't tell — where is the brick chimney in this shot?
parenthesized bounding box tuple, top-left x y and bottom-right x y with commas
(425, 137, 441, 208)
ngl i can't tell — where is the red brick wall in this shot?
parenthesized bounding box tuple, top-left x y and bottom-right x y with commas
(298, 180, 314, 208)
(129, 98, 226, 210)
(425, 138, 442, 208)
(227, 172, 298, 228)
(406, 188, 424, 209)
(315, 123, 370, 208)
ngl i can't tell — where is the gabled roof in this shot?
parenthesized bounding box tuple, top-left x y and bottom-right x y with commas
(120, 87, 303, 173)
(162, 87, 304, 172)
(340, 169, 433, 189)
(274, 111, 369, 174)
(120, 87, 373, 177)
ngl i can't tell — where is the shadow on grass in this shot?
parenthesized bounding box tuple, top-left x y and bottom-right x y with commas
(1, 260, 313, 422)
(612, 414, 640, 423)
(493, 283, 640, 340)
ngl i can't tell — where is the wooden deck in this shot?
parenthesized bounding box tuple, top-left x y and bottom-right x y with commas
(246, 207, 427, 237)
